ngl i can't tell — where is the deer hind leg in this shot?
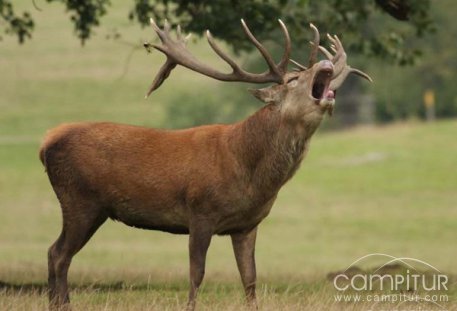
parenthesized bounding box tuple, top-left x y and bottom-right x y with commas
(48, 202, 107, 310)
(231, 226, 258, 309)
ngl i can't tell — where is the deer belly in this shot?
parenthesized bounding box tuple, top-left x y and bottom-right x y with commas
(108, 201, 190, 234)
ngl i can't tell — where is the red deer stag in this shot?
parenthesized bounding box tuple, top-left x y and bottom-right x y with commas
(40, 18, 371, 310)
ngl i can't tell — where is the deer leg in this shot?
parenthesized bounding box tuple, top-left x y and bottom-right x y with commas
(48, 204, 107, 310)
(48, 231, 64, 307)
(186, 220, 213, 311)
(231, 226, 258, 309)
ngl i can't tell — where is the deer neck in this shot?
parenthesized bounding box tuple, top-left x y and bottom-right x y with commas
(230, 104, 323, 196)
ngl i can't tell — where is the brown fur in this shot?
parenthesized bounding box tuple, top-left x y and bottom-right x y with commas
(42, 62, 335, 310)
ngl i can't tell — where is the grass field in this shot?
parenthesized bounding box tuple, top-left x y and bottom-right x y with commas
(1, 1, 457, 310)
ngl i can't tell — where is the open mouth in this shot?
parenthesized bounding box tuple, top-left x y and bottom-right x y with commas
(311, 68, 334, 101)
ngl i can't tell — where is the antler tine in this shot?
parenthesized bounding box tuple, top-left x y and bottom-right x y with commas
(163, 19, 171, 34)
(145, 59, 177, 98)
(150, 18, 166, 42)
(329, 66, 373, 91)
(176, 24, 182, 40)
(318, 45, 333, 61)
(351, 68, 373, 82)
(240, 19, 283, 81)
(176, 24, 192, 43)
(206, 30, 243, 74)
(308, 23, 320, 67)
(290, 59, 307, 70)
(277, 19, 291, 73)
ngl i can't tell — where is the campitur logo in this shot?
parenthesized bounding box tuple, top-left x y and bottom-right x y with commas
(330, 253, 449, 310)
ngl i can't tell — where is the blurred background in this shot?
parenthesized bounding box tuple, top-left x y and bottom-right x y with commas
(1, 0, 456, 309)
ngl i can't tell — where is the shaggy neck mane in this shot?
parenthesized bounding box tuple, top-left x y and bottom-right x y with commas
(230, 104, 318, 197)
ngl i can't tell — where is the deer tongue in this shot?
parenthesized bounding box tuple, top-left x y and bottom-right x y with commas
(319, 89, 335, 116)
(325, 89, 335, 99)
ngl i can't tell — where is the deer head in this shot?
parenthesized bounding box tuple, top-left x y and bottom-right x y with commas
(144, 19, 372, 118)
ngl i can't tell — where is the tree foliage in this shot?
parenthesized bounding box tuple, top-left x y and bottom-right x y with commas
(2, 0, 433, 64)
(0, 0, 34, 43)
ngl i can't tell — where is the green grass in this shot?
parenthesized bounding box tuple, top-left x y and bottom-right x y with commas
(1, 1, 457, 310)
(1, 121, 456, 310)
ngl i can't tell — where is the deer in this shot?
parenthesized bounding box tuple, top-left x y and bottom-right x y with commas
(40, 18, 371, 310)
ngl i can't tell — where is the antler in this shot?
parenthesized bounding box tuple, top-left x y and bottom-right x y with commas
(318, 33, 373, 90)
(144, 18, 291, 98)
(308, 23, 320, 67)
(290, 23, 320, 71)
(290, 24, 372, 89)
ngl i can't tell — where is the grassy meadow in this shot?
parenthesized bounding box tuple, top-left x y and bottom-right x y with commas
(1, 1, 457, 310)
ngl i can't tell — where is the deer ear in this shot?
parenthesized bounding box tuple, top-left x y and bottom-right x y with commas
(248, 87, 281, 104)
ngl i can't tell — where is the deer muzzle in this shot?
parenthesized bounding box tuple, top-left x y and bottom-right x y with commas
(311, 61, 334, 98)
(310, 60, 335, 115)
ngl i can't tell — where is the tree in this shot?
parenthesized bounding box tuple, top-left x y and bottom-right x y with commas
(370, 0, 457, 121)
(1, 0, 433, 65)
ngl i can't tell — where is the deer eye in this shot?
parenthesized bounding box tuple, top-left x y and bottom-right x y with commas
(287, 77, 299, 87)
(287, 77, 299, 83)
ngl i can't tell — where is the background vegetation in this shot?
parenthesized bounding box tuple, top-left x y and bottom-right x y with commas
(1, 0, 456, 310)
(3, 0, 457, 126)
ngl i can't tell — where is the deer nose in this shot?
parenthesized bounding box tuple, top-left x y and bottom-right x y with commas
(320, 60, 334, 70)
